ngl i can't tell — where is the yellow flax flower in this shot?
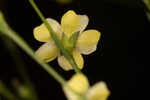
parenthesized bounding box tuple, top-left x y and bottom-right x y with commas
(34, 10, 101, 71)
(63, 74, 110, 100)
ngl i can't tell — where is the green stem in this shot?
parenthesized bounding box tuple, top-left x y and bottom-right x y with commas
(0, 11, 86, 100)
(1, 37, 38, 100)
(0, 12, 66, 87)
(0, 80, 17, 100)
(28, 0, 82, 74)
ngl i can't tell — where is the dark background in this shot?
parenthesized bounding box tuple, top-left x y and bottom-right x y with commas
(0, 0, 149, 100)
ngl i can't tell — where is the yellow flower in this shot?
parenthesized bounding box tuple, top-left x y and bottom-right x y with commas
(63, 74, 110, 100)
(34, 10, 101, 71)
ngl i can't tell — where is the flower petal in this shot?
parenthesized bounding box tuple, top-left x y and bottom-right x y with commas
(57, 50, 84, 71)
(68, 74, 89, 95)
(35, 41, 59, 62)
(63, 74, 89, 100)
(86, 82, 110, 100)
(33, 25, 51, 42)
(76, 30, 101, 55)
(61, 10, 79, 37)
(47, 18, 62, 38)
(77, 15, 89, 33)
(33, 18, 62, 42)
(63, 86, 82, 100)
(77, 45, 97, 55)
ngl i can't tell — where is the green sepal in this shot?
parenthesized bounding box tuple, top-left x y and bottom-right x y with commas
(62, 32, 79, 54)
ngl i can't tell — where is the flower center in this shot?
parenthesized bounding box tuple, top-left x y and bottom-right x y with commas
(62, 32, 79, 54)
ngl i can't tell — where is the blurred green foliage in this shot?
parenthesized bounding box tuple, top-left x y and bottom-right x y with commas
(143, 0, 150, 10)
(143, 0, 150, 21)
(0, 80, 17, 100)
(56, 0, 73, 4)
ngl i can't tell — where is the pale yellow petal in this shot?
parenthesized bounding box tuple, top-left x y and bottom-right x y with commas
(33, 25, 51, 42)
(77, 15, 89, 33)
(35, 41, 59, 62)
(47, 18, 62, 39)
(77, 45, 97, 55)
(33, 18, 62, 42)
(76, 30, 101, 55)
(57, 50, 84, 71)
(63, 86, 82, 100)
(68, 74, 89, 95)
(61, 10, 79, 37)
(86, 82, 110, 100)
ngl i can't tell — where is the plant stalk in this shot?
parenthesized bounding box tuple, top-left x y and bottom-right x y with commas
(28, 0, 82, 74)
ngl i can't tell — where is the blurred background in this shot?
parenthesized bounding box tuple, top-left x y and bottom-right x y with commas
(0, 0, 149, 100)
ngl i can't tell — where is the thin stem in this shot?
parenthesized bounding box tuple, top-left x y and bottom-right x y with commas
(28, 0, 82, 74)
(0, 12, 66, 87)
(2, 37, 38, 100)
(0, 11, 86, 100)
